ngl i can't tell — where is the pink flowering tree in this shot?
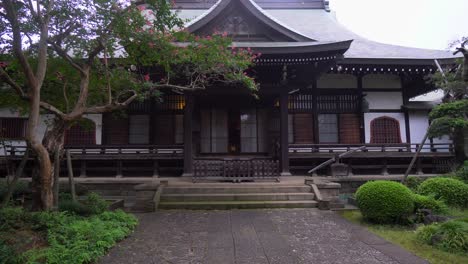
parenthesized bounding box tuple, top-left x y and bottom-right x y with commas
(0, 0, 257, 210)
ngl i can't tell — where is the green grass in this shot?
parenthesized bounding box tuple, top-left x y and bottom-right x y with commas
(340, 210, 468, 264)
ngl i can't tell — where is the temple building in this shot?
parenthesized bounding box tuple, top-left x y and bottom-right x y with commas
(0, 0, 459, 180)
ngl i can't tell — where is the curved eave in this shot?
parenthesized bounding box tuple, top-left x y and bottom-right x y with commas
(185, 0, 314, 42)
(232, 40, 352, 54)
(340, 56, 459, 66)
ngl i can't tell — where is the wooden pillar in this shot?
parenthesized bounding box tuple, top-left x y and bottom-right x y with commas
(182, 93, 194, 176)
(357, 74, 365, 143)
(279, 91, 291, 176)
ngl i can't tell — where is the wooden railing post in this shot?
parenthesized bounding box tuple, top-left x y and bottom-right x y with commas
(79, 160, 87, 178)
(152, 160, 159, 178)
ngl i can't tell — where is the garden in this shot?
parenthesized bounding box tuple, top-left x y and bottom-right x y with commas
(0, 184, 138, 264)
(341, 161, 468, 264)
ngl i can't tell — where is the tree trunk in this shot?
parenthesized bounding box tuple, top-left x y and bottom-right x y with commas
(30, 119, 67, 210)
(43, 119, 66, 208)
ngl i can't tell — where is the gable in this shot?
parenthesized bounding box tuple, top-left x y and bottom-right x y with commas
(187, 0, 314, 42)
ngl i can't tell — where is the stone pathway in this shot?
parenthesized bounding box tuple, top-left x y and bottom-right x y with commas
(100, 209, 427, 264)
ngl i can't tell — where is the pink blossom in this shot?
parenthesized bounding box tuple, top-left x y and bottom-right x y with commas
(137, 5, 146, 11)
(222, 31, 228, 37)
(144, 74, 150, 81)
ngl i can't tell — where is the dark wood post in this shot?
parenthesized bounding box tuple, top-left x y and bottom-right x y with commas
(279, 90, 291, 176)
(183, 93, 194, 176)
(357, 74, 365, 143)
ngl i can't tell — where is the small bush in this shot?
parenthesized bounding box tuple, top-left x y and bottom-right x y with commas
(58, 193, 108, 216)
(0, 239, 22, 264)
(405, 176, 424, 192)
(0, 207, 28, 230)
(84, 192, 108, 215)
(0, 180, 29, 200)
(413, 194, 448, 214)
(454, 161, 468, 184)
(355, 181, 414, 224)
(416, 219, 468, 254)
(418, 177, 468, 208)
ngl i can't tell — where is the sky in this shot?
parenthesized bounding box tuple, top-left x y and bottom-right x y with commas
(330, 0, 468, 51)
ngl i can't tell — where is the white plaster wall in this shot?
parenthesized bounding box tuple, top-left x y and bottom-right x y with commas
(409, 111, 430, 152)
(409, 111, 429, 143)
(366, 92, 403, 110)
(317, 73, 357, 89)
(362, 74, 402, 89)
(364, 112, 407, 143)
(432, 135, 452, 153)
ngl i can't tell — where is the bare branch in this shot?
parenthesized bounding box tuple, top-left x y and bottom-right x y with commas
(84, 91, 138, 114)
(86, 40, 105, 65)
(62, 80, 69, 112)
(0, 67, 28, 99)
(3, 0, 37, 89)
(48, 41, 85, 75)
(39, 101, 66, 118)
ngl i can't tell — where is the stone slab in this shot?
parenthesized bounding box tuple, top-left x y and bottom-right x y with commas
(100, 209, 428, 264)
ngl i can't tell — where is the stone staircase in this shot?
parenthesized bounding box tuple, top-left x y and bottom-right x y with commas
(158, 184, 317, 210)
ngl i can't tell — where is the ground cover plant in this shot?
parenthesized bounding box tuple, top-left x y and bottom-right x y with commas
(341, 210, 468, 264)
(0, 195, 137, 264)
(346, 177, 468, 263)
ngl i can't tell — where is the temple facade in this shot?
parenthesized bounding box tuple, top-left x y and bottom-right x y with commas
(0, 0, 458, 180)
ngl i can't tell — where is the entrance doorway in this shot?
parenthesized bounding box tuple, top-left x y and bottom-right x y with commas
(228, 110, 240, 154)
(200, 108, 267, 154)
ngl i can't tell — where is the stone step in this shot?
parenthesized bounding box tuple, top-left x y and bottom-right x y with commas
(162, 185, 312, 194)
(158, 200, 318, 210)
(160, 192, 315, 202)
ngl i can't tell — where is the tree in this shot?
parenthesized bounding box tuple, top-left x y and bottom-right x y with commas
(429, 38, 468, 160)
(402, 39, 468, 183)
(0, 0, 257, 210)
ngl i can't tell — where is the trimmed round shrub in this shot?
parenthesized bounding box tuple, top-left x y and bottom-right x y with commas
(355, 181, 414, 224)
(412, 194, 448, 214)
(418, 177, 468, 208)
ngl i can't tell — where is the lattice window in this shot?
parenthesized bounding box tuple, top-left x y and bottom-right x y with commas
(318, 94, 360, 113)
(370, 117, 402, 144)
(155, 95, 185, 112)
(0, 118, 27, 139)
(65, 120, 96, 146)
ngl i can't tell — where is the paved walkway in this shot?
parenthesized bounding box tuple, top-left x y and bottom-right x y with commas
(100, 209, 427, 264)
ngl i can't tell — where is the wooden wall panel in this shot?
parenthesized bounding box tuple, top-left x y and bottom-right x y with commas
(339, 113, 361, 144)
(102, 114, 128, 145)
(293, 113, 314, 143)
(154, 114, 175, 145)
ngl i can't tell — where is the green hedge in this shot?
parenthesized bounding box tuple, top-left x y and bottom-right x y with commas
(412, 194, 448, 214)
(418, 177, 468, 208)
(355, 180, 414, 224)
